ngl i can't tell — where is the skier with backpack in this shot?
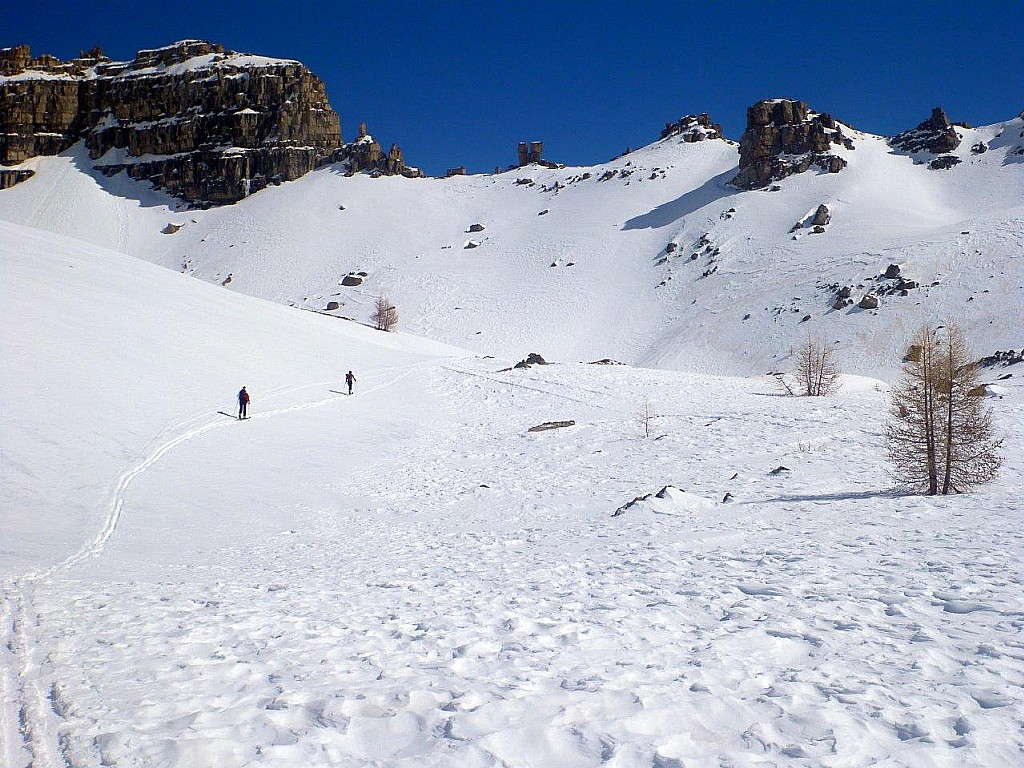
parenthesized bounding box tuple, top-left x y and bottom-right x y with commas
(238, 386, 250, 419)
(345, 370, 356, 395)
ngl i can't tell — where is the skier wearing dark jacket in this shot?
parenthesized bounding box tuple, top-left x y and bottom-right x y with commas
(345, 371, 356, 395)
(238, 387, 250, 419)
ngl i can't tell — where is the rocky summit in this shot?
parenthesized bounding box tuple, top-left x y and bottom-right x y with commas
(889, 106, 963, 155)
(0, 41, 419, 204)
(732, 99, 854, 190)
(660, 113, 726, 143)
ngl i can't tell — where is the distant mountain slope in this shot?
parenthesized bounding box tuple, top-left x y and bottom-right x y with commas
(1, 111, 1021, 376)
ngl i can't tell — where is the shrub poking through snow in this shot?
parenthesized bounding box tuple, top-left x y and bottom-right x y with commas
(775, 334, 841, 396)
(371, 295, 398, 332)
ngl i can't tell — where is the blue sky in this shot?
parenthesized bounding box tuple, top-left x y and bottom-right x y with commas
(7, 1, 1023, 176)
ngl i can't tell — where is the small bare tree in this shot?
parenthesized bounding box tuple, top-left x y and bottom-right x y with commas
(371, 295, 398, 332)
(886, 323, 1003, 494)
(637, 396, 659, 438)
(775, 335, 841, 396)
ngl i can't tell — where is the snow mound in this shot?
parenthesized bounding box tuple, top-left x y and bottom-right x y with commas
(613, 485, 718, 517)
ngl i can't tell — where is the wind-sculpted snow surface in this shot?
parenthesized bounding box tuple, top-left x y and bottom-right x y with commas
(2, 224, 1023, 766)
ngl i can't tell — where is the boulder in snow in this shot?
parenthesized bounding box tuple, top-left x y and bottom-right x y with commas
(810, 204, 830, 226)
(527, 420, 576, 433)
(514, 352, 547, 368)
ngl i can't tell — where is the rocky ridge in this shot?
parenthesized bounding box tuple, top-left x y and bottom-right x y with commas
(660, 113, 725, 143)
(0, 41, 419, 204)
(732, 99, 854, 190)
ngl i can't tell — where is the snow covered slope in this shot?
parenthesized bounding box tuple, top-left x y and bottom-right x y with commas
(2, 114, 1020, 376)
(0, 220, 457, 573)
(2, 219, 1023, 767)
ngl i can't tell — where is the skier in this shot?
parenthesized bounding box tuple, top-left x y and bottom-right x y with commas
(345, 370, 356, 395)
(237, 386, 250, 419)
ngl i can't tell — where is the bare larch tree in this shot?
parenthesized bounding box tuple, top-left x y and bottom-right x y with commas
(371, 295, 398, 332)
(886, 323, 1002, 494)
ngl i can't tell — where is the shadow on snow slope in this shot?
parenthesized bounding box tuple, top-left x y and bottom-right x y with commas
(622, 168, 739, 230)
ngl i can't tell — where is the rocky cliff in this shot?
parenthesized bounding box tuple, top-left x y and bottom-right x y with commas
(0, 41, 419, 204)
(732, 99, 853, 190)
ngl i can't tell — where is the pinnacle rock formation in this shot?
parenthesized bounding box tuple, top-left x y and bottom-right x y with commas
(889, 106, 962, 155)
(732, 99, 853, 190)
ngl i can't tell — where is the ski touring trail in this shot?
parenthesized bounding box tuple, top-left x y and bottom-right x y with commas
(0, 361, 434, 768)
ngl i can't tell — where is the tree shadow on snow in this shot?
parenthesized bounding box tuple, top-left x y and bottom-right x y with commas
(760, 488, 902, 503)
(622, 169, 739, 230)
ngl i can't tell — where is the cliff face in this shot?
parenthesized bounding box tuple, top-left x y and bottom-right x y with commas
(732, 99, 854, 190)
(0, 41, 418, 204)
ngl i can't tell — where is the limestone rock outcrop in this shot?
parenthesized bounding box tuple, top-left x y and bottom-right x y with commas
(810, 204, 830, 226)
(0, 168, 34, 188)
(342, 122, 422, 178)
(1, 41, 419, 203)
(890, 107, 961, 155)
(512, 140, 559, 169)
(732, 99, 854, 190)
(660, 113, 724, 142)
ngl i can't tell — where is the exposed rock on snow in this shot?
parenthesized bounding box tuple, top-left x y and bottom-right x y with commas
(0, 167, 35, 188)
(890, 106, 962, 155)
(929, 155, 962, 170)
(732, 99, 853, 189)
(858, 294, 880, 309)
(612, 485, 717, 517)
(161, 223, 182, 234)
(978, 349, 1024, 368)
(810, 204, 831, 226)
(513, 353, 547, 369)
(660, 113, 725, 142)
(527, 420, 576, 432)
(341, 122, 421, 179)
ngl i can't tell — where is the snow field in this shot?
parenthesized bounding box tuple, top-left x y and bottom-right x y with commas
(1, 118, 1022, 766)
(16, 349, 1024, 767)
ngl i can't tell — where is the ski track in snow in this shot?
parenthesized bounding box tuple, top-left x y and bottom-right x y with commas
(1, 362, 431, 768)
(10, 358, 1019, 767)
